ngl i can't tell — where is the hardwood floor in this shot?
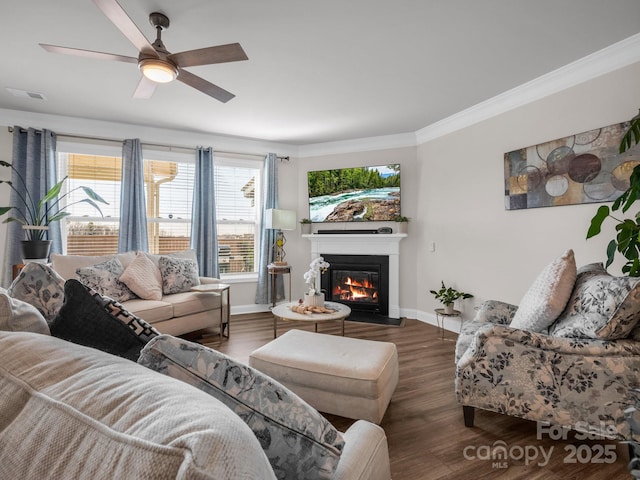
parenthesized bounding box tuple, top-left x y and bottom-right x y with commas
(192, 314, 631, 480)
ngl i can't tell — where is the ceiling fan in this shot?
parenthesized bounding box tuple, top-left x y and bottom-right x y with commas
(40, 0, 248, 102)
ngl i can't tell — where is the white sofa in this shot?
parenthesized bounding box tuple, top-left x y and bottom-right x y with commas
(0, 330, 391, 480)
(51, 251, 224, 336)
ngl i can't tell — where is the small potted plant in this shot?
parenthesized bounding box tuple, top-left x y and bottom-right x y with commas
(393, 215, 410, 234)
(300, 218, 312, 235)
(0, 160, 107, 260)
(430, 281, 473, 314)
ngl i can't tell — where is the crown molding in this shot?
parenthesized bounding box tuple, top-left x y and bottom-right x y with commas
(0, 108, 298, 158)
(295, 33, 640, 158)
(2, 33, 639, 158)
(297, 132, 417, 158)
(416, 33, 640, 145)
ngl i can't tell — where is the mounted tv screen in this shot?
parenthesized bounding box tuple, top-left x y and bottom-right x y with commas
(307, 164, 401, 222)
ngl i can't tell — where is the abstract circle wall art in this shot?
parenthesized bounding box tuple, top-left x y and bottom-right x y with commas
(504, 122, 640, 210)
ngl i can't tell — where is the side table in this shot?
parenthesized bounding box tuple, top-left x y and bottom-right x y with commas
(268, 263, 292, 309)
(190, 283, 231, 339)
(434, 308, 462, 341)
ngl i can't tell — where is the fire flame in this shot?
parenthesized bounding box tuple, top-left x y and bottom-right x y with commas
(333, 276, 378, 302)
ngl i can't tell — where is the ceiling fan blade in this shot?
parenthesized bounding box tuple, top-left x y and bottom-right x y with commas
(168, 43, 248, 68)
(133, 76, 158, 99)
(39, 44, 138, 64)
(92, 0, 155, 55)
(177, 69, 235, 103)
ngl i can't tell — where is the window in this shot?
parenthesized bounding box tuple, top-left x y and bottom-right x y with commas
(148, 160, 194, 255)
(215, 162, 262, 274)
(57, 148, 262, 276)
(59, 153, 122, 255)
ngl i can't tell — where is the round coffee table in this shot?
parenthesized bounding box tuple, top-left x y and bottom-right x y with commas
(271, 301, 351, 338)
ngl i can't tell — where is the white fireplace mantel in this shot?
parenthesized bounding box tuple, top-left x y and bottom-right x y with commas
(304, 234, 406, 318)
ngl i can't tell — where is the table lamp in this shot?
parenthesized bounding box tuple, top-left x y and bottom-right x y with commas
(265, 209, 296, 266)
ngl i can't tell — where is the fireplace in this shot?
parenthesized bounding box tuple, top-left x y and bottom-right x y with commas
(306, 233, 405, 318)
(321, 254, 389, 315)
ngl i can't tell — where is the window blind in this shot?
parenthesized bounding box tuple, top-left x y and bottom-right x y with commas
(215, 164, 260, 274)
(57, 152, 262, 275)
(62, 153, 121, 255)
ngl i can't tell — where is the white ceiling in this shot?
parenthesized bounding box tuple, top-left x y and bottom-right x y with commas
(1, 0, 639, 146)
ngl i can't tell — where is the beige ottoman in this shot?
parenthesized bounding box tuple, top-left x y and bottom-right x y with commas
(249, 329, 399, 424)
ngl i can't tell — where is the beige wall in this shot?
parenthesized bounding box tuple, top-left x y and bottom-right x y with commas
(284, 61, 640, 323)
(415, 62, 640, 322)
(1, 61, 639, 320)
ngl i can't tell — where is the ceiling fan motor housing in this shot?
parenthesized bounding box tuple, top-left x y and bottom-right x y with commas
(149, 12, 170, 31)
(140, 12, 176, 83)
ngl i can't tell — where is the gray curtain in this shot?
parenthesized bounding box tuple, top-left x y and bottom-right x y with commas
(118, 139, 148, 252)
(190, 146, 219, 278)
(3, 127, 60, 287)
(255, 153, 284, 304)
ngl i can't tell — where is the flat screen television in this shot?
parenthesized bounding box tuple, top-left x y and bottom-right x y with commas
(307, 164, 401, 222)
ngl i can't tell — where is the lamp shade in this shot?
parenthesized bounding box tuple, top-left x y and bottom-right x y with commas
(265, 209, 296, 230)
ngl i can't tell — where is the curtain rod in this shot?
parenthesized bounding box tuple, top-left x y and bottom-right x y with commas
(7, 126, 290, 161)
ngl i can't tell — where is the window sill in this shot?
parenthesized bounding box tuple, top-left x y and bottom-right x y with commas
(219, 273, 259, 284)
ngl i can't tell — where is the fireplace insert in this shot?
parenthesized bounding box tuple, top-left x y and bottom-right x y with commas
(320, 254, 389, 315)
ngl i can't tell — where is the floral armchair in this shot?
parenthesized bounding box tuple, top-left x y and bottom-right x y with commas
(455, 299, 640, 440)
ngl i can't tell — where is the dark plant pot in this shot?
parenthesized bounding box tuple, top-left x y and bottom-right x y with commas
(21, 240, 52, 260)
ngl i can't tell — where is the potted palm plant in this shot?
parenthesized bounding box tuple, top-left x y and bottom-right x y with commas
(430, 281, 473, 314)
(587, 109, 640, 275)
(0, 160, 107, 260)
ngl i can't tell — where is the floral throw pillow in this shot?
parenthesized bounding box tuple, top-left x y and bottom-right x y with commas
(549, 263, 640, 340)
(158, 256, 200, 295)
(138, 335, 345, 480)
(76, 257, 137, 303)
(8, 262, 65, 322)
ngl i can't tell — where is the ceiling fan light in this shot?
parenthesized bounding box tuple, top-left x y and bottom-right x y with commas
(139, 58, 177, 83)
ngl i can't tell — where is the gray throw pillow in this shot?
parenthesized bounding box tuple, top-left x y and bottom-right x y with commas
(549, 263, 640, 340)
(0, 290, 50, 335)
(9, 262, 65, 322)
(158, 256, 200, 294)
(138, 335, 345, 480)
(76, 257, 137, 302)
